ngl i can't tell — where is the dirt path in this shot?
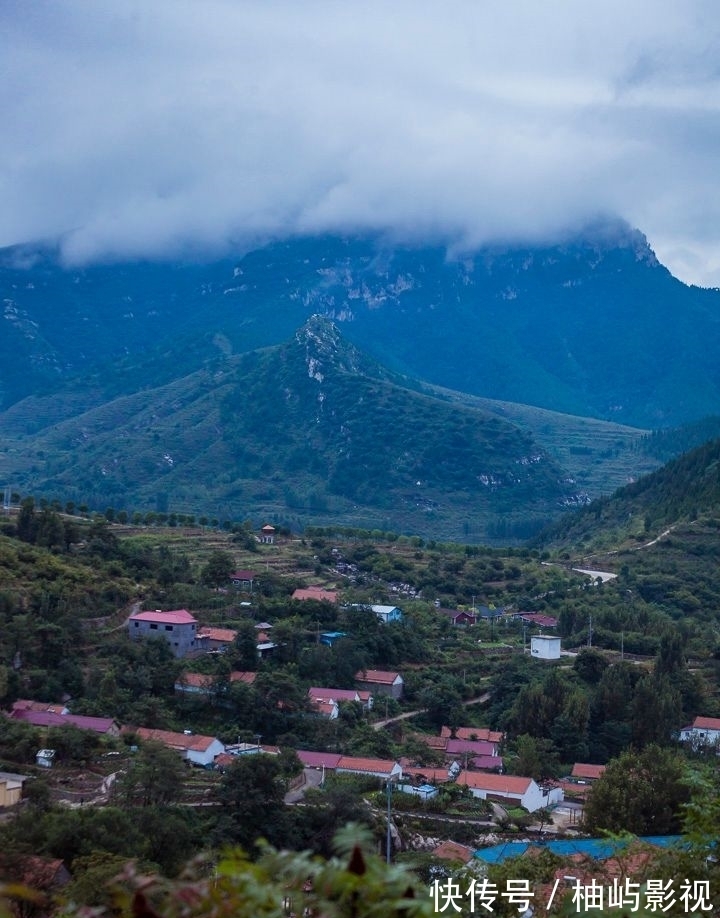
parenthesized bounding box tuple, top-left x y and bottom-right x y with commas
(372, 692, 491, 731)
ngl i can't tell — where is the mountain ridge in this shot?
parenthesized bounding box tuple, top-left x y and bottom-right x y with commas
(1, 316, 637, 542)
(2, 219, 720, 427)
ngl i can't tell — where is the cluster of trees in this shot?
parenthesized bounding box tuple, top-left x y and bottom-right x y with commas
(493, 634, 704, 775)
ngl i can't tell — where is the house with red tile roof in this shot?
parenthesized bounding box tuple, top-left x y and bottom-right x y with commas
(174, 670, 257, 697)
(310, 699, 339, 719)
(174, 672, 217, 695)
(400, 765, 455, 784)
(197, 626, 238, 651)
(679, 715, 720, 747)
(292, 586, 339, 603)
(336, 756, 402, 780)
(131, 727, 225, 767)
(445, 738, 496, 758)
(441, 725, 504, 754)
(457, 770, 563, 812)
(516, 611, 558, 628)
(307, 686, 373, 711)
(411, 733, 449, 752)
(230, 570, 256, 590)
(296, 750, 343, 770)
(571, 763, 606, 782)
(9, 709, 121, 736)
(128, 608, 199, 657)
(355, 669, 404, 699)
(432, 840, 475, 864)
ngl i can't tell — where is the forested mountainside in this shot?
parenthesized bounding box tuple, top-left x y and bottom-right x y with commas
(1, 317, 658, 543)
(536, 435, 720, 550)
(2, 219, 720, 428)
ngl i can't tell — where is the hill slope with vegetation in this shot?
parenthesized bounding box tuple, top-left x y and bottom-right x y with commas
(1, 317, 620, 543)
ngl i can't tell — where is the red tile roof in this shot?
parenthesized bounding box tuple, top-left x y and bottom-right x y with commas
(312, 700, 338, 717)
(176, 672, 216, 689)
(411, 733, 449, 750)
(441, 726, 504, 744)
(198, 626, 238, 643)
(432, 841, 474, 863)
(457, 771, 532, 794)
(336, 755, 400, 775)
(297, 750, 343, 769)
(401, 766, 453, 783)
(6, 856, 69, 891)
(571, 763, 606, 780)
(230, 570, 255, 580)
(693, 715, 720, 730)
(308, 687, 360, 703)
(129, 608, 197, 625)
(11, 710, 118, 733)
(12, 699, 68, 714)
(446, 738, 495, 756)
(229, 670, 257, 684)
(133, 727, 220, 753)
(355, 669, 401, 684)
(292, 587, 338, 603)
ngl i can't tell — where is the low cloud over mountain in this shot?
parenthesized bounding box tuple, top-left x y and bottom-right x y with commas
(1, 1, 719, 285)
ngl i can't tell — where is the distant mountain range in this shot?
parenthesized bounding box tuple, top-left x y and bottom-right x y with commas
(2, 218, 720, 428)
(2, 219, 720, 540)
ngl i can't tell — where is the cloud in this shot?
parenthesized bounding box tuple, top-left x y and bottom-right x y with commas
(1, 0, 719, 285)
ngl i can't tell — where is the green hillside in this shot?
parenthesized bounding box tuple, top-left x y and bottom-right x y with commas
(1, 317, 680, 542)
(536, 436, 720, 553)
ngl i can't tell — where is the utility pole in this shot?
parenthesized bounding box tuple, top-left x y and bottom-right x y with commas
(386, 779, 393, 864)
(588, 614, 593, 647)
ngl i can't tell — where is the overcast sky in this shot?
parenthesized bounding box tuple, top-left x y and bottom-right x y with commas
(1, 1, 719, 285)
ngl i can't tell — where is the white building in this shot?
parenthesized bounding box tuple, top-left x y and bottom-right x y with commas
(457, 771, 563, 813)
(679, 716, 720, 749)
(133, 728, 225, 767)
(531, 635, 561, 660)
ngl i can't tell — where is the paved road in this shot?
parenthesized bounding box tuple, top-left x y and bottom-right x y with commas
(284, 766, 325, 804)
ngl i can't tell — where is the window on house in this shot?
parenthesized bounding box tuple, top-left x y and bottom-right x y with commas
(165, 625, 173, 631)
(150, 623, 158, 630)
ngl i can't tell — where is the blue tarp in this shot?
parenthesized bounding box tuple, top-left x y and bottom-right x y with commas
(475, 836, 683, 864)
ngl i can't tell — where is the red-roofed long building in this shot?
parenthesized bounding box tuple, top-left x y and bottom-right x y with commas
(128, 609, 198, 657)
(441, 726, 504, 747)
(336, 756, 402, 780)
(571, 763, 606, 782)
(457, 770, 563, 812)
(132, 727, 225, 767)
(10, 709, 120, 736)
